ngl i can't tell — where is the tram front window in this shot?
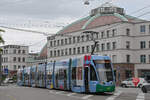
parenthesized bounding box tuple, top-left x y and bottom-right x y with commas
(94, 60, 113, 82)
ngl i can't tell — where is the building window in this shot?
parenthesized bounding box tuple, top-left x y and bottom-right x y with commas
(86, 46, 89, 53)
(112, 29, 117, 36)
(18, 50, 21, 54)
(126, 41, 130, 49)
(50, 41, 53, 47)
(18, 57, 21, 62)
(77, 47, 80, 54)
(107, 42, 110, 50)
(140, 55, 146, 63)
(61, 39, 64, 45)
(5, 50, 8, 54)
(107, 30, 110, 38)
(126, 28, 130, 36)
(13, 49, 16, 54)
(57, 40, 60, 46)
(96, 44, 100, 52)
(112, 42, 116, 50)
(13, 57, 16, 62)
(65, 39, 67, 45)
(73, 48, 76, 55)
(101, 43, 105, 51)
(101, 31, 104, 38)
(82, 47, 85, 54)
(54, 50, 56, 56)
(81, 35, 84, 42)
(22, 57, 25, 62)
(61, 50, 64, 56)
(69, 38, 71, 44)
(54, 40, 56, 46)
(18, 66, 21, 69)
(73, 37, 76, 43)
(22, 65, 25, 68)
(14, 65, 17, 70)
(96, 33, 99, 39)
(140, 25, 146, 33)
(112, 55, 117, 63)
(50, 51, 53, 57)
(77, 36, 80, 43)
(126, 55, 130, 63)
(65, 49, 68, 55)
(22, 50, 25, 54)
(69, 48, 72, 55)
(140, 41, 146, 49)
(86, 35, 90, 41)
(57, 50, 60, 56)
(125, 70, 132, 79)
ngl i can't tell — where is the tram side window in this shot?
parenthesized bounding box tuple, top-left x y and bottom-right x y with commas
(32, 72, 35, 80)
(77, 67, 82, 80)
(90, 65, 97, 81)
(72, 67, 76, 80)
(58, 68, 64, 80)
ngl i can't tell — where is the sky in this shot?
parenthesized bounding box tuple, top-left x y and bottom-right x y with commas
(0, 0, 150, 53)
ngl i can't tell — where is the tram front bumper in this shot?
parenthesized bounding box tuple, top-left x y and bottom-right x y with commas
(96, 84, 115, 92)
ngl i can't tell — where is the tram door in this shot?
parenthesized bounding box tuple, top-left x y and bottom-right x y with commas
(55, 74, 58, 88)
(64, 69, 67, 90)
(84, 67, 89, 93)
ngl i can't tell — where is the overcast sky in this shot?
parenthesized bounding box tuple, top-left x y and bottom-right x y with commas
(0, 0, 150, 53)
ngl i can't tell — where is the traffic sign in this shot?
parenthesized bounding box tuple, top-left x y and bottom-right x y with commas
(4, 68, 8, 75)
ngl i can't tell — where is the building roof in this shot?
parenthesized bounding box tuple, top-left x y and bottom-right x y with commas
(57, 3, 146, 34)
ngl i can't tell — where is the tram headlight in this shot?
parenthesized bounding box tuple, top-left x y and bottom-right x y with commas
(100, 81, 105, 85)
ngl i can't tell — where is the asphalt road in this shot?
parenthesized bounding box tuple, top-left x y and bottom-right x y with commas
(0, 84, 150, 100)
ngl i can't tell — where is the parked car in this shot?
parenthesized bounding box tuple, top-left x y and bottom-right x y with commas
(3, 78, 14, 84)
(121, 77, 147, 88)
(141, 82, 150, 93)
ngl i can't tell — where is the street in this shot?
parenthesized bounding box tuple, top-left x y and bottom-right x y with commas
(0, 85, 150, 100)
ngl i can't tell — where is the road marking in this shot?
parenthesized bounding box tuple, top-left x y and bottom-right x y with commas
(55, 91, 64, 94)
(6, 94, 17, 100)
(67, 93, 76, 96)
(105, 91, 122, 100)
(136, 93, 145, 100)
(81, 95, 93, 99)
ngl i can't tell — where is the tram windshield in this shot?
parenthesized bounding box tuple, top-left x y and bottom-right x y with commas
(94, 60, 113, 82)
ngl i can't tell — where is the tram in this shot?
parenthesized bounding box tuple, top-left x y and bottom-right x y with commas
(17, 55, 115, 93)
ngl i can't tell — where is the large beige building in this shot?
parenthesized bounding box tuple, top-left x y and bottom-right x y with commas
(1, 45, 29, 71)
(47, 3, 150, 84)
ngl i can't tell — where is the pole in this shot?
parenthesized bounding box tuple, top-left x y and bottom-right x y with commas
(0, 54, 2, 86)
(83, 31, 99, 55)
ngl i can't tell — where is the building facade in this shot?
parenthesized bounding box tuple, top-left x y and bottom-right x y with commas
(1, 45, 29, 72)
(47, 3, 150, 85)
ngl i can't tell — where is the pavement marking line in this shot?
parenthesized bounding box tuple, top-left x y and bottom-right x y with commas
(136, 93, 145, 100)
(67, 93, 76, 96)
(81, 95, 93, 99)
(55, 91, 64, 94)
(105, 91, 122, 100)
(6, 94, 17, 100)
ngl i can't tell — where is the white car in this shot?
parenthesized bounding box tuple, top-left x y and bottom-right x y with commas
(121, 78, 147, 88)
(3, 78, 14, 84)
(141, 82, 150, 93)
